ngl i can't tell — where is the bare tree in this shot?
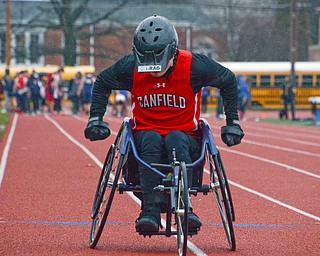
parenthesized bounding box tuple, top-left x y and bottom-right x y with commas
(4, 0, 314, 65)
(35, 0, 128, 65)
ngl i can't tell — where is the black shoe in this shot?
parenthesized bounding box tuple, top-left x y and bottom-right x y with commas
(135, 206, 161, 233)
(187, 213, 202, 230)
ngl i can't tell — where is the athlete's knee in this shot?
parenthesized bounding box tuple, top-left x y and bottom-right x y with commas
(135, 130, 163, 155)
(165, 130, 188, 148)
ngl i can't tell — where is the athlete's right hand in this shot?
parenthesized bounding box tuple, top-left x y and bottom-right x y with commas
(84, 117, 110, 141)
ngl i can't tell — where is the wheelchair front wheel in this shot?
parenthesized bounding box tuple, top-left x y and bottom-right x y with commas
(176, 162, 189, 256)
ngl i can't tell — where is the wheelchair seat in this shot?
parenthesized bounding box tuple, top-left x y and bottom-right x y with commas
(121, 117, 217, 189)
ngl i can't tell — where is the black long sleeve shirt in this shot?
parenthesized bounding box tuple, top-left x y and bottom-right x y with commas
(90, 51, 239, 125)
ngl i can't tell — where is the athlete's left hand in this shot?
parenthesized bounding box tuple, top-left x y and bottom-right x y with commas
(221, 124, 244, 147)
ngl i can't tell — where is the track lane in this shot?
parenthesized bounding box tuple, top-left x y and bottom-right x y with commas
(1, 114, 191, 255)
(51, 114, 320, 255)
(1, 113, 320, 255)
(59, 115, 320, 254)
(45, 114, 208, 256)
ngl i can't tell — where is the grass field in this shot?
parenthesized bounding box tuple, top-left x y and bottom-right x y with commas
(0, 110, 10, 139)
(259, 118, 320, 127)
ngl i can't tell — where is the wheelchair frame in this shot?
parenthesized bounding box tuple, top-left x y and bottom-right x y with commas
(89, 117, 236, 255)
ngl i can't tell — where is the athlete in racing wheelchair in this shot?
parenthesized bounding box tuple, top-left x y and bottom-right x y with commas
(84, 14, 244, 240)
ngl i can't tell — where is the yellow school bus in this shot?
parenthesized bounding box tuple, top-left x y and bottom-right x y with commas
(219, 61, 320, 108)
(0, 65, 61, 78)
(61, 65, 95, 81)
(0, 65, 95, 80)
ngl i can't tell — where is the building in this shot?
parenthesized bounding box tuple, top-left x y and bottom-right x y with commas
(0, 1, 227, 74)
(309, 7, 320, 61)
(0, 0, 319, 75)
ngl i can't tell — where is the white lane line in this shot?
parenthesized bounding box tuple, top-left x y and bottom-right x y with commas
(202, 169, 320, 222)
(285, 138, 320, 147)
(72, 115, 124, 136)
(46, 115, 207, 256)
(72, 115, 86, 122)
(210, 125, 320, 147)
(241, 131, 320, 147)
(0, 113, 18, 187)
(44, 115, 103, 168)
(243, 139, 320, 157)
(220, 147, 320, 179)
(211, 125, 320, 147)
(240, 125, 320, 140)
(243, 131, 320, 147)
(228, 180, 320, 222)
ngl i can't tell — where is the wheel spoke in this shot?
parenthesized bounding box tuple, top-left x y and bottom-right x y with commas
(207, 149, 236, 251)
(89, 122, 126, 249)
(176, 162, 189, 256)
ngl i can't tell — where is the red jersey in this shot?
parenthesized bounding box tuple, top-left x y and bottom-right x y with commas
(15, 75, 27, 90)
(131, 50, 201, 137)
(45, 72, 54, 102)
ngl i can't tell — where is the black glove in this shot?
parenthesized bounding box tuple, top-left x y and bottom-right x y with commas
(221, 123, 244, 147)
(84, 117, 110, 141)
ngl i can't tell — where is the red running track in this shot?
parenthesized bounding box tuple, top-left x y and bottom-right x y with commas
(0, 111, 319, 256)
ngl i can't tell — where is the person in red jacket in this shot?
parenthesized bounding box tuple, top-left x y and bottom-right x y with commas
(46, 67, 64, 114)
(13, 70, 29, 113)
(84, 15, 244, 233)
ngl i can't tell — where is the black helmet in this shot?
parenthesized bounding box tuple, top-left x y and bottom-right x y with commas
(132, 15, 178, 73)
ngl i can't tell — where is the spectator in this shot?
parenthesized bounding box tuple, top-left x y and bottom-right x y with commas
(114, 90, 128, 117)
(53, 68, 64, 115)
(215, 88, 224, 119)
(280, 75, 296, 121)
(46, 67, 64, 114)
(69, 71, 82, 115)
(0, 78, 3, 112)
(1, 69, 14, 113)
(28, 73, 42, 114)
(237, 75, 251, 121)
(13, 70, 29, 113)
(201, 86, 211, 116)
(78, 72, 95, 115)
(39, 76, 47, 113)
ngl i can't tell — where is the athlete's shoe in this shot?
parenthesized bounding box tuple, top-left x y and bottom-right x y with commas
(186, 213, 202, 230)
(135, 206, 161, 232)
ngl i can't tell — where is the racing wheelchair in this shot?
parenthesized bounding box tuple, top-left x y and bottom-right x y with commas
(89, 117, 236, 255)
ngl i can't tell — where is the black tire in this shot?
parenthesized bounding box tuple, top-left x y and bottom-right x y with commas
(207, 147, 236, 251)
(89, 124, 125, 249)
(217, 151, 235, 221)
(176, 162, 189, 256)
(91, 145, 115, 218)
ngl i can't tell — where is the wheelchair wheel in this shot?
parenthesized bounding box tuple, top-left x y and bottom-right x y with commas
(176, 162, 189, 256)
(217, 151, 235, 221)
(89, 127, 125, 249)
(207, 148, 236, 251)
(91, 145, 115, 218)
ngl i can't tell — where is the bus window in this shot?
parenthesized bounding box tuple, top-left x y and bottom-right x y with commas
(302, 75, 313, 88)
(317, 75, 320, 87)
(248, 75, 257, 88)
(293, 75, 299, 87)
(274, 75, 286, 88)
(260, 75, 271, 88)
